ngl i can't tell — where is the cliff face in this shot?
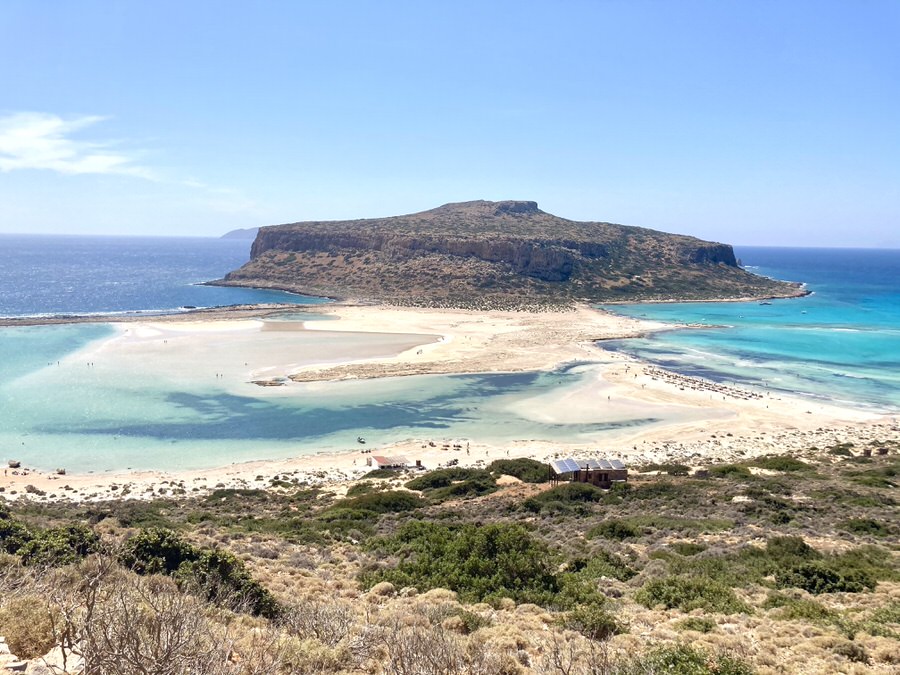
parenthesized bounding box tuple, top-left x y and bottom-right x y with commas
(220, 200, 802, 308)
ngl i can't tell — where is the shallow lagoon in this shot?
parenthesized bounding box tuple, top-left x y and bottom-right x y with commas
(0, 323, 718, 473)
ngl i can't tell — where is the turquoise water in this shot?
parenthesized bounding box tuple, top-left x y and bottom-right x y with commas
(0, 324, 696, 472)
(602, 247, 900, 412)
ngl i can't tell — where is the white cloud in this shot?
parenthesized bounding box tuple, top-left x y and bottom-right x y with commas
(0, 112, 154, 179)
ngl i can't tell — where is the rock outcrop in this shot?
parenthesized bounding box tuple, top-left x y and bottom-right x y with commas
(217, 200, 803, 308)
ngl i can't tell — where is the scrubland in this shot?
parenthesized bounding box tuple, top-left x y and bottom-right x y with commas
(0, 443, 897, 674)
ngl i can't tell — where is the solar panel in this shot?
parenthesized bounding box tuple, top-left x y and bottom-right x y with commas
(551, 457, 628, 474)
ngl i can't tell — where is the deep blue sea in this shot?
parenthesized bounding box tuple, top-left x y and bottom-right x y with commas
(0, 234, 324, 317)
(602, 246, 900, 412)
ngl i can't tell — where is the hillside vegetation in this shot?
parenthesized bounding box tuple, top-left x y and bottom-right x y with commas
(0, 443, 897, 673)
(217, 201, 803, 308)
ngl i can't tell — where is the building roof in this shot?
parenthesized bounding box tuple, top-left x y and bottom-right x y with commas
(371, 455, 408, 466)
(550, 457, 626, 474)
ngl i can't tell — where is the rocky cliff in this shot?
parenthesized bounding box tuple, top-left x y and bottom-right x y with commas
(217, 200, 803, 308)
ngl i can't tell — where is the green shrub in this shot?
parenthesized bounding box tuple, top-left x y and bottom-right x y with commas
(776, 561, 875, 594)
(523, 483, 604, 512)
(675, 616, 716, 633)
(751, 456, 810, 472)
(708, 464, 752, 479)
(635, 576, 750, 614)
(120, 527, 195, 575)
(670, 542, 707, 556)
(177, 548, 279, 618)
(362, 521, 558, 605)
(624, 644, 755, 675)
(0, 517, 32, 554)
(334, 490, 424, 513)
(839, 518, 891, 537)
(763, 593, 856, 638)
(589, 519, 642, 541)
(565, 601, 625, 641)
(488, 458, 548, 483)
(18, 525, 100, 566)
(121, 528, 279, 618)
(405, 468, 491, 491)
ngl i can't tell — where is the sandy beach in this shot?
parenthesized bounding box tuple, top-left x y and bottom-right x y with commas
(1, 302, 894, 502)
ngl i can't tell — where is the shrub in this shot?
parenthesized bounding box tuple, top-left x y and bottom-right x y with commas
(405, 468, 491, 491)
(18, 525, 100, 566)
(405, 468, 497, 502)
(362, 521, 558, 605)
(635, 576, 751, 614)
(589, 519, 642, 541)
(565, 601, 625, 641)
(675, 616, 716, 633)
(670, 542, 707, 556)
(776, 561, 875, 594)
(0, 595, 57, 659)
(120, 527, 195, 575)
(751, 455, 810, 472)
(627, 644, 755, 675)
(708, 464, 752, 479)
(0, 517, 32, 554)
(488, 458, 548, 483)
(177, 548, 279, 618)
(839, 518, 891, 537)
(523, 483, 604, 512)
(120, 528, 279, 617)
(334, 490, 424, 514)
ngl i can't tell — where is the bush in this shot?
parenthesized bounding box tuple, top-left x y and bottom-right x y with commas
(334, 490, 424, 514)
(0, 517, 32, 554)
(405, 468, 497, 502)
(623, 644, 755, 675)
(0, 595, 57, 659)
(589, 519, 642, 541)
(18, 525, 100, 566)
(405, 468, 491, 491)
(776, 561, 875, 594)
(565, 601, 625, 641)
(751, 455, 810, 472)
(635, 576, 751, 614)
(120, 528, 279, 617)
(362, 521, 558, 605)
(523, 483, 604, 512)
(488, 458, 548, 483)
(670, 542, 707, 556)
(675, 616, 717, 633)
(708, 464, 752, 479)
(839, 518, 891, 537)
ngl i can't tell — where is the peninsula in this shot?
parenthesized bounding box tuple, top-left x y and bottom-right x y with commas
(215, 200, 804, 307)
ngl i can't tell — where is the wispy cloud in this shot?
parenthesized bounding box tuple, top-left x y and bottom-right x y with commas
(0, 112, 154, 178)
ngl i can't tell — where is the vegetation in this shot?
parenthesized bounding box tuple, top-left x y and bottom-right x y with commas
(488, 457, 549, 483)
(0, 450, 896, 672)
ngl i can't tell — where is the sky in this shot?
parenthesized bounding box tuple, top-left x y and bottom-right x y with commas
(0, 1, 897, 247)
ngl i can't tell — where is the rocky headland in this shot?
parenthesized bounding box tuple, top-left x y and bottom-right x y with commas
(214, 200, 805, 308)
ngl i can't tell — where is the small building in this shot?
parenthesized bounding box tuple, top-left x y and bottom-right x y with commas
(367, 455, 409, 470)
(549, 457, 628, 488)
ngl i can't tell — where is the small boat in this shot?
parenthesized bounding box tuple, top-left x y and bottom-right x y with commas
(759, 301, 772, 306)
(357, 436, 366, 444)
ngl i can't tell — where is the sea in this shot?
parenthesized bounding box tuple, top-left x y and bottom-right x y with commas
(602, 247, 900, 413)
(0, 235, 897, 473)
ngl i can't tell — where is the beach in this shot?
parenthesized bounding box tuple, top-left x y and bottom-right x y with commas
(0, 302, 894, 503)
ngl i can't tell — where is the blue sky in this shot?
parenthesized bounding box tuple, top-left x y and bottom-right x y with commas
(1, 1, 897, 246)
